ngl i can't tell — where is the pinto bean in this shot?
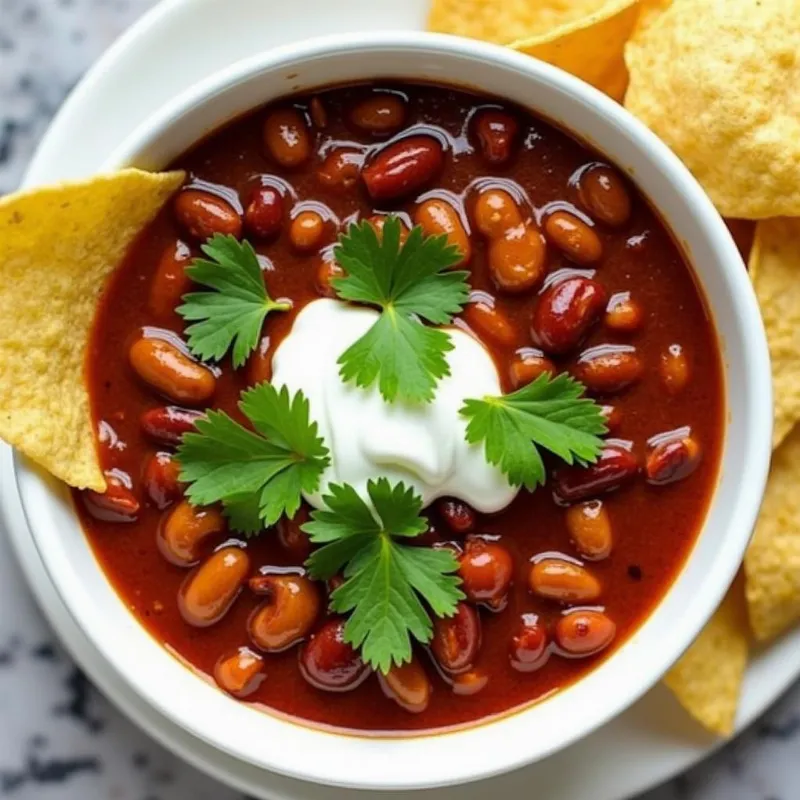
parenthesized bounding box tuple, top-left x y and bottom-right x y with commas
(528, 558, 601, 603)
(509, 348, 556, 389)
(277, 507, 312, 560)
(573, 345, 643, 394)
(462, 293, 516, 347)
(315, 252, 345, 298)
(553, 443, 639, 503)
(474, 109, 519, 165)
(458, 538, 513, 610)
(531, 277, 608, 355)
(174, 190, 242, 241)
(488, 223, 546, 293)
(659, 344, 690, 394)
(366, 214, 410, 244)
(414, 198, 471, 266)
(431, 602, 481, 674)
(350, 93, 407, 135)
(140, 405, 204, 446)
(84, 472, 139, 522)
(362, 136, 443, 201)
(544, 211, 603, 265)
(244, 186, 284, 239)
(129, 338, 215, 405)
(214, 647, 265, 698)
(378, 656, 431, 713)
(509, 614, 549, 672)
(299, 618, 370, 691)
(473, 189, 523, 238)
(148, 239, 192, 318)
(555, 609, 616, 656)
(451, 669, 489, 696)
(605, 292, 643, 333)
(646, 435, 701, 485)
(565, 499, 613, 560)
(179, 546, 250, 627)
(248, 573, 321, 652)
(289, 210, 326, 252)
(579, 165, 631, 228)
(317, 148, 363, 191)
(143, 451, 183, 510)
(158, 499, 226, 567)
(263, 108, 311, 168)
(437, 498, 476, 535)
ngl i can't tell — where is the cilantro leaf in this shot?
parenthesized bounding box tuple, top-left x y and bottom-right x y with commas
(332, 218, 470, 404)
(304, 479, 463, 673)
(177, 234, 291, 368)
(176, 383, 329, 532)
(460, 373, 607, 491)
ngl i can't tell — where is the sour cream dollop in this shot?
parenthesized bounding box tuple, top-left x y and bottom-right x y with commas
(271, 298, 518, 513)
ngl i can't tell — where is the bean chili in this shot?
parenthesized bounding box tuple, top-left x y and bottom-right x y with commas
(77, 81, 723, 734)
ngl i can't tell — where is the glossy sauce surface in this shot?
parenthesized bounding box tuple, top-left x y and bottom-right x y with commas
(77, 82, 724, 734)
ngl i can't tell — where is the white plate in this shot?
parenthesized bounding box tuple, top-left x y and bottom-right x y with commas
(13, 0, 800, 797)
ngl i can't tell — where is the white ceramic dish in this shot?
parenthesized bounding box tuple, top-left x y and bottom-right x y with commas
(13, 29, 771, 793)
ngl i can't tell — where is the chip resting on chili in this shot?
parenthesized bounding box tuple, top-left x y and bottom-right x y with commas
(749, 218, 800, 449)
(0, 169, 185, 491)
(624, 0, 800, 219)
(745, 424, 800, 642)
(664, 576, 749, 736)
(510, 0, 639, 100)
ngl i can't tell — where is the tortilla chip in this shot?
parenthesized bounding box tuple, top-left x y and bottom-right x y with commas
(664, 576, 749, 736)
(749, 219, 800, 448)
(511, 0, 640, 100)
(624, 0, 800, 219)
(0, 169, 185, 491)
(745, 424, 800, 641)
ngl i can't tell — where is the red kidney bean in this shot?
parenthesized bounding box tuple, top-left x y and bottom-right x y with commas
(509, 614, 549, 672)
(579, 165, 631, 228)
(214, 647, 265, 698)
(83, 472, 139, 522)
(248, 573, 321, 652)
(362, 136, 443, 201)
(299, 618, 370, 692)
(555, 609, 616, 656)
(244, 186, 284, 239)
(143, 451, 184, 510)
(179, 546, 250, 627)
(430, 602, 481, 674)
(378, 656, 431, 713)
(531, 276, 608, 355)
(263, 108, 311, 168)
(474, 109, 519, 165)
(509, 348, 556, 389)
(645, 435, 701, 485)
(458, 538, 513, 610)
(573, 345, 644, 394)
(140, 406, 204, 446)
(158, 499, 226, 567)
(148, 239, 192, 319)
(553, 443, 639, 503)
(174, 190, 242, 241)
(437, 498, 476, 535)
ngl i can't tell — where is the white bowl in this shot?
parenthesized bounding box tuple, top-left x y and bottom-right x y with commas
(14, 31, 771, 791)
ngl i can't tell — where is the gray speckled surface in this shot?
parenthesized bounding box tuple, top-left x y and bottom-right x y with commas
(1, 2, 799, 798)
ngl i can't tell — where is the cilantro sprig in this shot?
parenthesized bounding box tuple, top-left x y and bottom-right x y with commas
(304, 479, 463, 673)
(178, 234, 291, 368)
(460, 373, 607, 491)
(331, 217, 470, 404)
(176, 383, 329, 532)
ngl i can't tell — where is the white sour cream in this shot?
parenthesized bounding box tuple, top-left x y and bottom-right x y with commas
(271, 298, 518, 513)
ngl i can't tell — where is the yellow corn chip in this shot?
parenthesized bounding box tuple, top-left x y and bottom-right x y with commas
(745, 424, 800, 641)
(0, 169, 185, 491)
(511, 0, 640, 100)
(749, 218, 800, 449)
(664, 576, 749, 736)
(624, 0, 800, 219)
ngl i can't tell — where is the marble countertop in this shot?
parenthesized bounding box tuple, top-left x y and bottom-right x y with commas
(0, 2, 798, 798)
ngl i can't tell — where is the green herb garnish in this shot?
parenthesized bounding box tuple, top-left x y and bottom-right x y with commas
(304, 479, 463, 673)
(178, 234, 291, 368)
(460, 373, 607, 491)
(331, 217, 470, 404)
(177, 383, 329, 532)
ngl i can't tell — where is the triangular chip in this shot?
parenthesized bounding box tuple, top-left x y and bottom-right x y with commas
(749, 218, 800, 449)
(0, 169, 185, 491)
(664, 575, 749, 736)
(745, 424, 800, 641)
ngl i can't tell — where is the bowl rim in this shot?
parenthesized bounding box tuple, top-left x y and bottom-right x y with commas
(14, 30, 772, 790)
